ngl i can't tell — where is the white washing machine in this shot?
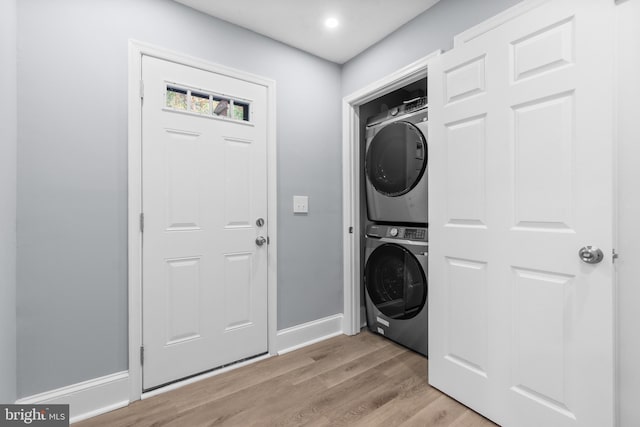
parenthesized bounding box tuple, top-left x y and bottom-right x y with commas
(365, 97, 428, 224)
(364, 223, 428, 356)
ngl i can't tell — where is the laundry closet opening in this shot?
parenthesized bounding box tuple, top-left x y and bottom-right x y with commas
(357, 77, 429, 357)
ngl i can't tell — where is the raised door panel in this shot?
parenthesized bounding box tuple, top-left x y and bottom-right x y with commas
(445, 56, 487, 104)
(165, 257, 202, 345)
(511, 18, 574, 82)
(445, 258, 488, 378)
(512, 93, 573, 231)
(445, 116, 487, 228)
(165, 130, 202, 231)
(224, 137, 253, 229)
(223, 253, 254, 331)
(511, 267, 575, 420)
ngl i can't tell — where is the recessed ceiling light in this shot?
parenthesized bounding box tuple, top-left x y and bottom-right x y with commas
(324, 17, 339, 29)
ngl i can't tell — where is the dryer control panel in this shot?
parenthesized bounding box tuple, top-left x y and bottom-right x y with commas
(404, 96, 428, 113)
(366, 224, 428, 242)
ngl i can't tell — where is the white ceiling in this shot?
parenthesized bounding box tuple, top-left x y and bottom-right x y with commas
(174, 0, 441, 64)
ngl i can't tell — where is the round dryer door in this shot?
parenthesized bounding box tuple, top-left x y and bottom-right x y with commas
(365, 243, 427, 320)
(365, 121, 427, 197)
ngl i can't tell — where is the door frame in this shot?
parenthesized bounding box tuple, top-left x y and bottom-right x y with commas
(341, 50, 440, 335)
(127, 40, 278, 401)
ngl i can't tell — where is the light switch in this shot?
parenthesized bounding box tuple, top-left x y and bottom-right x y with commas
(293, 195, 309, 214)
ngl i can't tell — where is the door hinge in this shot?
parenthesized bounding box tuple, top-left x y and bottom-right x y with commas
(140, 213, 144, 233)
(139, 80, 144, 99)
(140, 346, 144, 366)
(613, 249, 619, 263)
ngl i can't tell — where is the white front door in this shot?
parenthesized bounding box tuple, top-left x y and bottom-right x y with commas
(141, 55, 269, 390)
(428, 1, 615, 426)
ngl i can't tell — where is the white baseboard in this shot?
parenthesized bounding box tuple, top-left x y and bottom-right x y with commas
(11, 316, 342, 423)
(15, 371, 129, 424)
(276, 313, 344, 355)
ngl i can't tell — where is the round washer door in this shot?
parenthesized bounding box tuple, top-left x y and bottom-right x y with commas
(365, 243, 427, 320)
(365, 121, 427, 197)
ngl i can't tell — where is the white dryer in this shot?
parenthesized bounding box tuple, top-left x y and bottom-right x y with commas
(365, 97, 428, 224)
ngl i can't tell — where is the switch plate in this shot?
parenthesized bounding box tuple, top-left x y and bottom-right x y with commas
(293, 195, 308, 214)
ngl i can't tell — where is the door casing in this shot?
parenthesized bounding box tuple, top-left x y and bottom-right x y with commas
(341, 50, 440, 335)
(127, 40, 278, 401)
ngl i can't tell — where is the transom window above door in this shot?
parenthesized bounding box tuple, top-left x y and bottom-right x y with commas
(165, 84, 250, 122)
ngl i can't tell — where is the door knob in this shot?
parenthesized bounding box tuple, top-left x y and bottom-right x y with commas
(578, 246, 603, 264)
(256, 236, 267, 247)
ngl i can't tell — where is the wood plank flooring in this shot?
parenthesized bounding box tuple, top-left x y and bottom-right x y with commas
(77, 331, 497, 426)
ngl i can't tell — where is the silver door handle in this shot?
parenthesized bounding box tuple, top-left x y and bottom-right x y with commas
(256, 236, 267, 247)
(578, 246, 603, 264)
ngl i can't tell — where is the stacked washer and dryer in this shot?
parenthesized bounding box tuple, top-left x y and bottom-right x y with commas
(363, 96, 429, 356)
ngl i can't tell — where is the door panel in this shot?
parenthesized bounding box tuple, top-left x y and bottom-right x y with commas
(165, 257, 201, 344)
(223, 137, 253, 227)
(446, 257, 488, 377)
(165, 130, 201, 230)
(511, 267, 572, 409)
(223, 252, 253, 330)
(444, 55, 486, 103)
(512, 93, 573, 229)
(142, 55, 268, 390)
(445, 116, 486, 226)
(511, 18, 574, 81)
(429, 1, 614, 426)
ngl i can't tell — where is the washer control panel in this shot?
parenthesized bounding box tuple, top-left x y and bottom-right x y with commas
(366, 224, 428, 242)
(403, 228, 427, 240)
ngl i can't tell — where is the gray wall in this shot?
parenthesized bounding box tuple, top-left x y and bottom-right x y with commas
(0, 0, 17, 404)
(16, 2, 636, 421)
(16, 0, 343, 398)
(341, 0, 522, 96)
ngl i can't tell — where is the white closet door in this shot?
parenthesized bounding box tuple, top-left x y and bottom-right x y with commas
(428, 1, 615, 426)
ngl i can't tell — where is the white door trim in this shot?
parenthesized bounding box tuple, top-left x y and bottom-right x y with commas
(127, 39, 278, 401)
(341, 50, 440, 335)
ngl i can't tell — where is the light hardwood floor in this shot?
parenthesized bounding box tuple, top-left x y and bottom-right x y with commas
(77, 331, 497, 426)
